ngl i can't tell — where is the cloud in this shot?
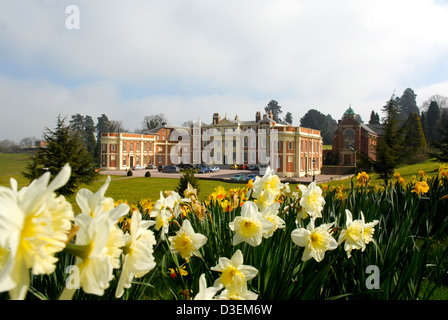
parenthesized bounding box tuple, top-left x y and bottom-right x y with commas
(1, 0, 448, 141)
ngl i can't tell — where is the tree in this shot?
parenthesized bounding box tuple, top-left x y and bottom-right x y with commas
(421, 94, 448, 112)
(300, 109, 337, 145)
(369, 111, 380, 124)
(23, 116, 98, 196)
(70, 114, 96, 155)
(397, 88, 419, 122)
(176, 169, 200, 197)
(141, 113, 167, 132)
(264, 100, 282, 122)
(364, 96, 404, 184)
(400, 112, 427, 163)
(94, 114, 111, 163)
(431, 109, 448, 163)
(425, 100, 441, 144)
(284, 112, 293, 124)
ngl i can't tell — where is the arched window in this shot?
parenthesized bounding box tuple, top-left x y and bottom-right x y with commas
(343, 129, 355, 148)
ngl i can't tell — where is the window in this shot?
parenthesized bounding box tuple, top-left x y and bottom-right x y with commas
(130, 142, 133, 152)
(111, 144, 116, 152)
(123, 142, 127, 152)
(288, 141, 293, 150)
(123, 156, 127, 166)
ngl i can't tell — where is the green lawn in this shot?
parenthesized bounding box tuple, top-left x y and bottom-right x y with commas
(0, 152, 444, 206)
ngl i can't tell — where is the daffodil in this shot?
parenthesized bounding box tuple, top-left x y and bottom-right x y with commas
(211, 249, 258, 295)
(169, 219, 207, 262)
(298, 182, 325, 219)
(229, 201, 273, 247)
(215, 282, 258, 300)
(338, 209, 365, 258)
(115, 210, 157, 298)
(0, 164, 74, 300)
(76, 175, 130, 223)
(251, 166, 283, 210)
(412, 181, 429, 196)
(210, 186, 227, 202)
(252, 166, 283, 198)
(150, 191, 174, 240)
(361, 213, 379, 246)
(59, 210, 126, 299)
(260, 202, 285, 238)
(357, 172, 369, 187)
(291, 219, 337, 262)
(194, 273, 223, 300)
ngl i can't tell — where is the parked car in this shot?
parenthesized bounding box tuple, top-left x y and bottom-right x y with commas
(230, 164, 239, 170)
(245, 174, 257, 181)
(163, 165, 180, 173)
(248, 165, 259, 171)
(145, 164, 155, 169)
(132, 164, 145, 170)
(238, 164, 248, 170)
(178, 163, 194, 171)
(210, 166, 220, 172)
(230, 174, 246, 181)
(198, 166, 211, 173)
(157, 165, 165, 172)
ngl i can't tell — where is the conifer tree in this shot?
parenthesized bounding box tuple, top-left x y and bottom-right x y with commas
(176, 168, 200, 197)
(23, 115, 98, 196)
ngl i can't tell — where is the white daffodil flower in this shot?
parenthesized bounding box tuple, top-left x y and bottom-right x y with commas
(291, 219, 338, 262)
(298, 182, 325, 219)
(194, 273, 223, 300)
(116, 210, 157, 298)
(260, 202, 285, 238)
(169, 219, 207, 262)
(211, 249, 258, 295)
(229, 201, 273, 247)
(0, 164, 74, 300)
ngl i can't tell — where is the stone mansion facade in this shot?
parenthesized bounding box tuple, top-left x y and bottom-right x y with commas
(100, 111, 323, 178)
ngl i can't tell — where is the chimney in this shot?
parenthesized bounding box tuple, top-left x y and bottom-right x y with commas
(269, 110, 274, 120)
(213, 113, 221, 124)
(256, 111, 261, 122)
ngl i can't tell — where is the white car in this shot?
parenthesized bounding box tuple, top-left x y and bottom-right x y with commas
(132, 164, 145, 170)
(210, 166, 220, 172)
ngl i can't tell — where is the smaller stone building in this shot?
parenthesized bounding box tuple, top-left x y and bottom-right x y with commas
(332, 107, 383, 166)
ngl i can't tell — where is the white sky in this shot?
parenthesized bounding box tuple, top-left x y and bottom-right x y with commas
(1, 0, 448, 142)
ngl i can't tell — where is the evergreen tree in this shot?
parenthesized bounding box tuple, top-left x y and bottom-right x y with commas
(373, 96, 404, 184)
(23, 116, 98, 196)
(397, 88, 419, 122)
(285, 112, 293, 124)
(176, 169, 200, 197)
(426, 100, 441, 144)
(95, 114, 111, 163)
(431, 110, 448, 163)
(369, 110, 380, 124)
(264, 100, 282, 122)
(401, 112, 427, 163)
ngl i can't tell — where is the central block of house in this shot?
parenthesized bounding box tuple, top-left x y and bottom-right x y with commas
(101, 112, 323, 178)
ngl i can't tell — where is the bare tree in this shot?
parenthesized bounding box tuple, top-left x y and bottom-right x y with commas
(141, 113, 167, 132)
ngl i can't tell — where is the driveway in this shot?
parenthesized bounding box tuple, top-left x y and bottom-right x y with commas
(99, 168, 352, 184)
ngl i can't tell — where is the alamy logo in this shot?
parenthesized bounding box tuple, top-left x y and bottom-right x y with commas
(65, 5, 80, 30)
(168, 124, 279, 171)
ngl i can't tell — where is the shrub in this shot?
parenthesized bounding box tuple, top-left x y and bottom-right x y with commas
(176, 168, 200, 197)
(127, 169, 133, 176)
(145, 171, 151, 178)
